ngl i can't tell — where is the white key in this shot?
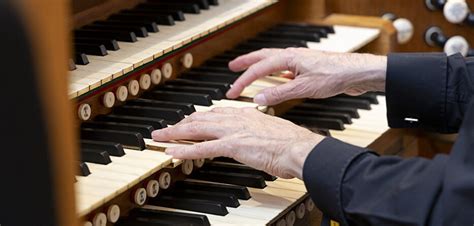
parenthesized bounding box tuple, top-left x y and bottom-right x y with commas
(307, 25, 380, 53)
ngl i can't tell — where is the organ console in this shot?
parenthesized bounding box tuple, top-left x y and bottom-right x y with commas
(8, 0, 463, 226)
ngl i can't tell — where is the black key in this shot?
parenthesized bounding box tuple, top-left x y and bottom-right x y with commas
(188, 69, 239, 78)
(74, 53, 89, 65)
(129, 208, 210, 226)
(142, 2, 201, 14)
(283, 114, 345, 130)
(114, 105, 185, 124)
(81, 128, 146, 150)
(173, 0, 210, 9)
(123, 8, 185, 21)
(74, 38, 120, 51)
(250, 37, 308, 47)
(307, 97, 371, 110)
(260, 30, 320, 42)
(191, 66, 238, 75)
(245, 40, 302, 49)
(175, 180, 251, 200)
(295, 103, 360, 118)
(270, 25, 329, 38)
(286, 109, 352, 124)
(115, 217, 174, 226)
(74, 43, 108, 56)
(98, 20, 159, 33)
(157, 85, 224, 100)
(208, 0, 218, 5)
(149, 195, 228, 216)
(201, 162, 277, 181)
(127, 98, 196, 115)
(212, 157, 241, 164)
(109, 13, 175, 26)
(181, 73, 236, 83)
(167, 189, 240, 207)
(69, 59, 76, 71)
(278, 23, 335, 34)
(81, 140, 126, 157)
(184, 71, 239, 81)
(83, 24, 148, 37)
(81, 148, 112, 165)
(95, 114, 167, 130)
(165, 79, 231, 93)
(237, 42, 292, 50)
(75, 29, 137, 42)
(82, 121, 154, 139)
(148, 90, 213, 106)
(204, 58, 230, 67)
(191, 170, 267, 188)
(78, 162, 91, 176)
(339, 93, 379, 104)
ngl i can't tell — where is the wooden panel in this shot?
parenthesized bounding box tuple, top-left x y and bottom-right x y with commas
(16, 0, 78, 226)
(327, 0, 474, 52)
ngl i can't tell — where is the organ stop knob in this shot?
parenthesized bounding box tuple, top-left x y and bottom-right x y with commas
(444, 0, 469, 24)
(150, 68, 163, 85)
(425, 26, 469, 56)
(426, 0, 470, 24)
(115, 86, 128, 102)
(382, 13, 414, 44)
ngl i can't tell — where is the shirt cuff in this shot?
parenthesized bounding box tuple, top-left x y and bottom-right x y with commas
(386, 53, 447, 131)
(303, 137, 370, 225)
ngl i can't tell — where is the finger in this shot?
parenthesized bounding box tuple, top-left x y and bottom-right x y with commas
(226, 55, 292, 99)
(254, 80, 305, 105)
(165, 140, 230, 159)
(228, 48, 281, 72)
(175, 111, 225, 126)
(152, 122, 226, 141)
(210, 107, 242, 114)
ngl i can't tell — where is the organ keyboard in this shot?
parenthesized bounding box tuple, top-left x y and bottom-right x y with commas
(65, 0, 398, 225)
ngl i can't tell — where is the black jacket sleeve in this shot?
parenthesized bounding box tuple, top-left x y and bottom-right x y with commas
(386, 53, 474, 133)
(303, 53, 474, 226)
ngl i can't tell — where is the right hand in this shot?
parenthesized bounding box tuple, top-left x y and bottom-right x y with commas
(226, 48, 387, 105)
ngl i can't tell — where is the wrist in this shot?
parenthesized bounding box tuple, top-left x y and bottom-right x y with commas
(345, 54, 387, 93)
(288, 134, 325, 179)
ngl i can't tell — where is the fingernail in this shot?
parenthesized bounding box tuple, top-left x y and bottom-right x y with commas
(254, 93, 268, 105)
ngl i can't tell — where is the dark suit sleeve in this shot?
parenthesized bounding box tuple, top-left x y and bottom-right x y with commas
(386, 53, 474, 133)
(303, 53, 474, 226)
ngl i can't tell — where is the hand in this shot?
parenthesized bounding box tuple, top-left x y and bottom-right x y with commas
(152, 107, 324, 179)
(226, 48, 387, 105)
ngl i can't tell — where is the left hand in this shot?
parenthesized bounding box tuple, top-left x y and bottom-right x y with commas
(152, 107, 324, 179)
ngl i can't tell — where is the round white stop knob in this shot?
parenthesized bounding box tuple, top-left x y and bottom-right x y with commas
(139, 74, 151, 90)
(181, 53, 194, 69)
(161, 63, 173, 79)
(159, 172, 172, 189)
(115, 86, 128, 102)
(285, 211, 296, 226)
(133, 188, 147, 205)
(305, 199, 315, 211)
(83, 221, 93, 226)
(193, 159, 205, 168)
(78, 103, 92, 121)
(296, 203, 306, 219)
(92, 213, 107, 226)
(146, 180, 160, 197)
(444, 0, 469, 24)
(151, 69, 163, 85)
(106, 204, 120, 223)
(276, 219, 287, 226)
(181, 160, 194, 175)
(128, 80, 140, 96)
(102, 92, 115, 108)
(393, 18, 414, 44)
(444, 35, 469, 56)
